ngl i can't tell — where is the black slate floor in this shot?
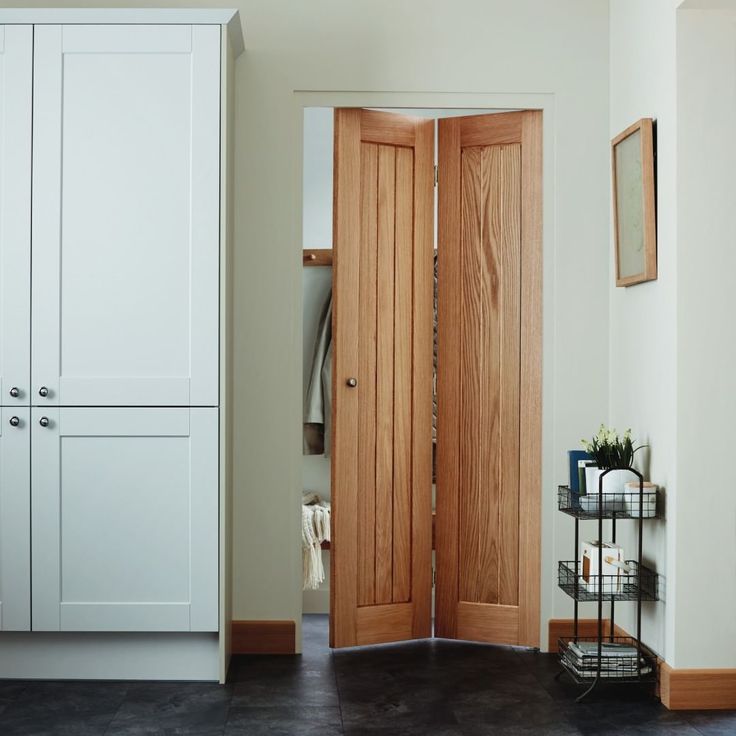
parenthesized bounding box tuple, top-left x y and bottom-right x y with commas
(0, 615, 734, 734)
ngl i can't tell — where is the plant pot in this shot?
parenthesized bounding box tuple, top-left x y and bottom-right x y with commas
(624, 481, 658, 518)
(582, 467, 626, 513)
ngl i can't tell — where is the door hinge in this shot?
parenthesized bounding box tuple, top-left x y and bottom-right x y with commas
(432, 568, 436, 588)
(434, 164, 438, 187)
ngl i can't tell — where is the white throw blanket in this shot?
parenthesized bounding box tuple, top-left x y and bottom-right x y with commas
(302, 492, 331, 590)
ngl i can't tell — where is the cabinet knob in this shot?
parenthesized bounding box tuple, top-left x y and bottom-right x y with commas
(38, 386, 49, 397)
(9, 387, 20, 398)
(39, 416, 50, 428)
(9, 416, 20, 427)
(346, 377, 358, 388)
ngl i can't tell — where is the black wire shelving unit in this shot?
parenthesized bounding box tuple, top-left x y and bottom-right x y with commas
(555, 467, 660, 701)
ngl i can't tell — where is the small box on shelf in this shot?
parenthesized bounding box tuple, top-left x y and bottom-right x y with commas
(581, 541, 625, 594)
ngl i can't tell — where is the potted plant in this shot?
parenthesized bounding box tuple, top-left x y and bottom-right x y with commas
(580, 425, 646, 512)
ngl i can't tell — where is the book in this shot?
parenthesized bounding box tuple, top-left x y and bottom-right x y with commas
(568, 450, 591, 492)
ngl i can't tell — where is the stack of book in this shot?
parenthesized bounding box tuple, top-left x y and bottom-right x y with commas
(562, 641, 652, 679)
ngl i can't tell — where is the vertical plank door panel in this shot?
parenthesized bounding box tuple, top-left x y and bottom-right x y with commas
(375, 144, 397, 606)
(331, 110, 433, 647)
(436, 111, 542, 646)
(357, 142, 378, 608)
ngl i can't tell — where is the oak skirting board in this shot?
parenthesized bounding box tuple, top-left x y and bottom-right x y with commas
(659, 664, 736, 710)
(549, 619, 736, 710)
(231, 620, 296, 655)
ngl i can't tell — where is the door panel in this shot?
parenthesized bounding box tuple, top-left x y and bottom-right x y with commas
(31, 25, 220, 407)
(31, 407, 218, 632)
(0, 26, 32, 406)
(0, 407, 31, 631)
(436, 111, 542, 647)
(331, 109, 434, 647)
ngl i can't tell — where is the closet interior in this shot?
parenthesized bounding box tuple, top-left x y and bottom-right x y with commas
(302, 106, 543, 649)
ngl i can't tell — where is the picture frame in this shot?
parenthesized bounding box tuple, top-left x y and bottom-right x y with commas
(611, 118, 657, 287)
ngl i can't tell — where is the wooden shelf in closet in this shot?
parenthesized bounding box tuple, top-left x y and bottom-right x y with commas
(321, 512, 436, 551)
(303, 249, 333, 267)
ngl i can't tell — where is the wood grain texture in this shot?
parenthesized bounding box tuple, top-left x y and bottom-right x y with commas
(517, 110, 543, 648)
(497, 145, 521, 607)
(660, 664, 736, 711)
(456, 602, 519, 645)
(459, 111, 522, 147)
(330, 108, 362, 648)
(302, 249, 333, 267)
(477, 145, 501, 606)
(546, 618, 614, 652)
(231, 620, 295, 654)
(360, 109, 416, 147)
(357, 142, 378, 607)
(356, 603, 413, 646)
(410, 118, 435, 639)
(435, 110, 542, 647)
(392, 145, 413, 604)
(375, 143, 396, 606)
(435, 116, 462, 640)
(332, 109, 433, 647)
(458, 146, 483, 605)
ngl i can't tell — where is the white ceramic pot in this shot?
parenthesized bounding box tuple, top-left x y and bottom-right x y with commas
(601, 468, 632, 494)
(582, 466, 626, 513)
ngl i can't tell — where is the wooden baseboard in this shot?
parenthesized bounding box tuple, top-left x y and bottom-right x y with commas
(549, 618, 736, 710)
(547, 618, 613, 652)
(660, 662, 736, 710)
(231, 620, 296, 655)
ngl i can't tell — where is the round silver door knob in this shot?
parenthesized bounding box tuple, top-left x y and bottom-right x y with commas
(39, 416, 50, 427)
(9, 387, 20, 398)
(38, 386, 49, 397)
(9, 416, 20, 427)
(346, 377, 358, 387)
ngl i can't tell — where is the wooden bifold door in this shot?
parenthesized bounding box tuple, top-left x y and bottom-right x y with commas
(331, 108, 542, 649)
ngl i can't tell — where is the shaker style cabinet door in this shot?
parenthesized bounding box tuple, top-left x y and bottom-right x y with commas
(32, 25, 221, 407)
(31, 407, 218, 632)
(0, 26, 32, 407)
(0, 408, 31, 631)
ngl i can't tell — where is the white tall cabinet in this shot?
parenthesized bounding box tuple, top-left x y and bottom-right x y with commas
(0, 10, 242, 681)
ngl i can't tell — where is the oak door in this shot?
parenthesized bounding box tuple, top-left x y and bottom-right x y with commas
(0, 407, 31, 631)
(0, 25, 32, 407)
(31, 407, 218, 632)
(331, 109, 434, 648)
(435, 111, 542, 647)
(31, 25, 220, 407)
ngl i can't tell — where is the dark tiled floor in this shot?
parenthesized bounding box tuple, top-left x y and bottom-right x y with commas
(0, 616, 734, 734)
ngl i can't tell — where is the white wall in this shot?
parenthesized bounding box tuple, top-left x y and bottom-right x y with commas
(9, 0, 612, 652)
(608, 0, 680, 663)
(675, 5, 736, 669)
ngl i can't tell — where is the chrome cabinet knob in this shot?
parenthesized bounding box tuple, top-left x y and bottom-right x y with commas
(38, 386, 49, 397)
(346, 377, 358, 387)
(9, 387, 20, 398)
(9, 416, 20, 427)
(39, 416, 50, 428)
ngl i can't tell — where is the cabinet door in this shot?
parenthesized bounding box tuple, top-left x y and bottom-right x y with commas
(0, 407, 31, 631)
(31, 407, 218, 632)
(32, 25, 220, 407)
(0, 26, 32, 406)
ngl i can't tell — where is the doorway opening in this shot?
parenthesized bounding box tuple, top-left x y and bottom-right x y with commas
(301, 106, 542, 650)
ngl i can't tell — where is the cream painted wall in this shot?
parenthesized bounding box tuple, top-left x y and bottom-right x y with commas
(9, 0, 612, 652)
(608, 0, 680, 663)
(675, 5, 736, 669)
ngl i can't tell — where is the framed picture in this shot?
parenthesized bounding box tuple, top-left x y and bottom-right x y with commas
(612, 118, 657, 287)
